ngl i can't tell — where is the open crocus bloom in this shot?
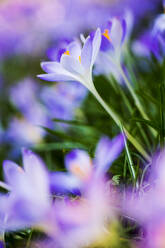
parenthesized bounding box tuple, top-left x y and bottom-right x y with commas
(0, 149, 54, 233)
(38, 28, 101, 92)
(50, 133, 124, 194)
(100, 17, 127, 65)
(94, 13, 132, 82)
(54, 178, 115, 248)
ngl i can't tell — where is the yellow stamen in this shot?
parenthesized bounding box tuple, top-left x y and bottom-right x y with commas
(102, 29, 111, 41)
(64, 50, 70, 55)
(70, 164, 87, 179)
(79, 56, 81, 63)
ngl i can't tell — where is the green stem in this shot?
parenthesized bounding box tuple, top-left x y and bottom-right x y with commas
(107, 76, 151, 148)
(90, 85, 150, 162)
(121, 125, 138, 187)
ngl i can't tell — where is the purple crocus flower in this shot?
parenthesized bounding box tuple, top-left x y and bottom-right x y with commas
(6, 118, 44, 147)
(38, 28, 101, 92)
(132, 32, 161, 60)
(53, 178, 116, 248)
(0, 149, 56, 234)
(100, 17, 127, 64)
(40, 82, 87, 129)
(132, 4, 165, 62)
(50, 133, 124, 194)
(6, 78, 49, 148)
(94, 11, 133, 83)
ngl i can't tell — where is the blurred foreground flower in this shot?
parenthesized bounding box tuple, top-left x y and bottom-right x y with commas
(0, 149, 56, 234)
(50, 134, 124, 194)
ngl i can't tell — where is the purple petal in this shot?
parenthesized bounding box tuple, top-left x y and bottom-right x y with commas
(121, 19, 127, 44)
(81, 36, 92, 70)
(94, 134, 124, 176)
(61, 55, 84, 75)
(37, 73, 76, 82)
(91, 28, 101, 66)
(3, 160, 24, 186)
(100, 35, 114, 52)
(22, 148, 49, 192)
(110, 18, 123, 48)
(41, 61, 62, 73)
(49, 172, 81, 194)
(67, 41, 81, 58)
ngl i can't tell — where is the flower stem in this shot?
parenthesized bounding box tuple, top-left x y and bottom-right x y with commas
(91, 86, 150, 161)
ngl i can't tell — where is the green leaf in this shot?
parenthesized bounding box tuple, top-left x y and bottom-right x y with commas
(52, 118, 90, 127)
(131, 118, 159, 131)
(32, 142, 88, 152)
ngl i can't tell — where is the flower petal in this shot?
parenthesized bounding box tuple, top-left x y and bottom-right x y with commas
(3, 160, 24, 186)
(81, 36, 92, 70)
(110, 18, 123, 48)
(61, 55, 84, 76)
(21, 148, 50, 201)
(91, 28, 102, 66)
(41, 61, 63, 73)
(49, 172, 81, 194)
(94, 134, 124, 176)
(37, 73, 76, 82)
(67, 41, 82, 58)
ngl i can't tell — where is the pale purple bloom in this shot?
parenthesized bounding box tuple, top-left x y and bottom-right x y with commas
(132, 32, 161, 60)
(36, 176, 117, 248)
(132, 10, 165, 62)
(50, 134, 124, 194)
(10, 78, 47, 126)
(6, 118, 44, 147)
(0, 149, 54, 233)
(54, 178, 115, 248)
(94, 11, 133, 82)
(40, 82, 87, 127)
(38, 28, 101, 91)
(6, 78, 48, 147)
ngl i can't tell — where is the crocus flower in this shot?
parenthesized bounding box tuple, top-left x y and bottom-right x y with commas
(38, 28, 101, 92)
(40, 82, 87, 130)
(6, 117, 44, 147)
(132, 32, 161, 60)
(53, 178, 117, 248)
(94, 11, 133, 81)
(6, 78, 49, 149)
(132, 4, 165, 62)
(0, 149, 56, 234)
(50, 133, 124, 194)
(100, 16, 127, 65)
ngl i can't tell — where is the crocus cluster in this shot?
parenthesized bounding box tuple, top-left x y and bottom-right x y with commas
(4, 78, 87, 152)
(0, 134, 124, 247)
